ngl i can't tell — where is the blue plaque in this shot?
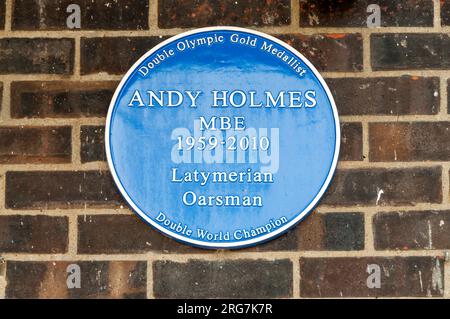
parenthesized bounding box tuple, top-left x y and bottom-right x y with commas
(106, 27, 340, 249)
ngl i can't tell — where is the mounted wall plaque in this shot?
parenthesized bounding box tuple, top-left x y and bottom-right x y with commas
(106, 27, 340, 249)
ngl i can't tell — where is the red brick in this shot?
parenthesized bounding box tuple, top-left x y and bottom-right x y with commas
(323, 167, 442, 206)
(340, 123, 363, 161)
(6, 261, 146, 299)
(370, 122, 450, 162)
(300, 257, 444, 297)
(158, 0, 291, 28)
(0, 126, 71, 164)
(0, 215, 68, 253)
(5, 171, 123, 210)
(12, 0, 149, 30)
(374, 211, 450, 250)
(11, 81, 117, 118)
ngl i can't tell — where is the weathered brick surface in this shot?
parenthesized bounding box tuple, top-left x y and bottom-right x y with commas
(322, 213, 364, 250)
(374, 211, 450, 250)
(0, 0, 4, 29)
(11, 81, 116, 118)
(277, 34, 363, 72)
(300, 0, 433, 27)
(448, 80, 450, 113)
(12, 0, 149, 30)
(299, 0, 433, 27)
(6, 261, 146, 299)
(0, 38, 74, 74)
(77, 212, 364, 254)
(245, 230, 298, 251)
(80, 126, 105, 163)
(153, 259, 292, 298)
(370, 122, 450, 162)
(78, 214, 202, 254)
(340, 123, 363, 161)
(372, 34, 450, 70)
(323, 168, 442, 206)
(0, 0, 449, 300)
(0, 127, 71, 164)
(300, 257, 444, 297)
(0, 216, 68, 253)
(78, 213, 298, 253)
(5, 171, 123, 209)
(327, 77, 439, 116)
(442, 0, 450, 25)
(81, 37, 167, 75)
(297, 212, 364, 251)
(158, 0, 291, 28)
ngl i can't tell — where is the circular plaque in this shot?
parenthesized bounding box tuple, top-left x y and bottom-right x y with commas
(106, 27, 340, 249)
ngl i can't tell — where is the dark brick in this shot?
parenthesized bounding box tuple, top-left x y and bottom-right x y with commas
(153, 259, 292, 298)
(300, 257, 444, 297)
(372, 34, 450, 70)
(81, 37, 167, 75)
(370, 122, 450, 162)
(6, 261, 146, 299)
(324, 213, 365, 250)
(442, 0, 450, 25)
(81, 126, 105, 163)
(0, 38, 74, 74)
(12, 0, 148, 30)
(158, 0, 290, 28)
(277, 34, 363, 72)
(5, 171, 123, 209)
(244, 212, 365, 252)
(327, 77, 439, 116)
(0, 215, 68, 253)
(242, 229, 299, 252)
(0, 126, 71, 163)
(79, 214, 302, 254)
(297, 212, 364, 251)
(78, 212, 364, 254)
(77, 214, 204, 254)
(300, 0, 433, 27)
(448, 80, 450, 113)
(340, 123, 363, 161)
(323, 167, 442, 206)
(0, 0, 5, 29)
(374, 211, 450, 250)
(11, 81, 116, 118)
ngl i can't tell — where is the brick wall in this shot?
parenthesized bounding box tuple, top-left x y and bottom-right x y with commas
(0, 0, 449, 299)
